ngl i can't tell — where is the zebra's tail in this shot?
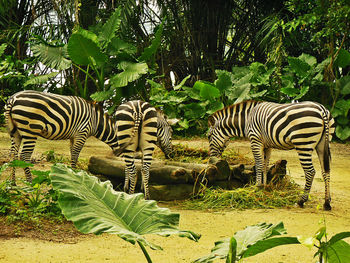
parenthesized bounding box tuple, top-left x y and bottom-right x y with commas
(113, 112, 142, 156)
(4, 97, 21, 145)
(322, 110, 331, 173)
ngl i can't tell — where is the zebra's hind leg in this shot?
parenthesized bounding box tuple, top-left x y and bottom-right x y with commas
(141, 147, 154, 200)
(19, 137, 37, 183)
(9, 135, 22, 184)
(316, 136, 332, 210)
(70, 132, 88, 168)
(296, 151, 316, 208)
(123, 151, 137, 194)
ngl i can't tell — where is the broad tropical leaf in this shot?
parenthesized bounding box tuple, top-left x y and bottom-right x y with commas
(111, 62, 148, 88)
(326, 240, 350, 263)
(287, 56, 310, 78)
(193, 80, 221, 100)
(194, 222, 291, 262)
(139, 22, 164, 62)
(24, 72, 59, 87)
(68, 33, 107, 66)
(99, 7, 122, 48)
(335, 49, 350, 68)
(90, 88, 115, 102)
(242, 236, 300, 258)
(31, 44, 72, 70)
(50, 164, 200, 250)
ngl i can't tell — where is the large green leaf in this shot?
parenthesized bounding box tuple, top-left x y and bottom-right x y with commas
(193, 80, 221, 100)
(111, 61, 148, 88)
(99, 7, 122, 48)
(288, 56, 311, 77)
(50, 164, 200, 250)
(90, 88, 115, 102)
(194, 222, 291, 262)
(336, 76, 350, 95)
(31, 44, 72, 70)
(68, 32, 107, 66)
(327, 240, 350, 263)
(336, 126, 350, 141)
(24, 72, 59, 87)
(109, 38, 137, 55)
(139, 22, 164, 62)
(335, 49, 350, 68)
(299, 53, 317, 67)
(242, 236, 300, 258)
(215, 70, 233, 92)
(328, 232, 350, 246)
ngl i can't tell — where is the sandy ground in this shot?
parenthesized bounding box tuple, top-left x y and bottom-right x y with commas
(0, 130, 350, 263)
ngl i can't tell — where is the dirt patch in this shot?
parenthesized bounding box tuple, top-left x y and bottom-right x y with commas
(0, 131, 350, 262)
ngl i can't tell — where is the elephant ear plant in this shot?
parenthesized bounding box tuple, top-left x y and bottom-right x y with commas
(49, 164, 200, 263)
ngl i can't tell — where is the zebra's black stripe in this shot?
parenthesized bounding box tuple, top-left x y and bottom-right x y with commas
(5, 90, 119, 183)
(114, 100, 175, 199)
(208, 100, 335, 210)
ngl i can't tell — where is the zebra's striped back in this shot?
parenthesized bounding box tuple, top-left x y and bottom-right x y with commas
(208, 100, 335, 210)
(246, 101, 335, 151)
(5, 90, 118, 182)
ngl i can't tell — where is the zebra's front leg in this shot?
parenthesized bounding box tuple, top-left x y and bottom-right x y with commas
(251, 142, 265, 186)
(296, 151, 316, 208)
(263, 148, 271, 185)
(20, 137, 37, 183)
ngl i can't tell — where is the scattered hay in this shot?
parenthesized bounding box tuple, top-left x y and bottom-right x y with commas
(155, 143, 252, 165)
(182, 180, 303, 210)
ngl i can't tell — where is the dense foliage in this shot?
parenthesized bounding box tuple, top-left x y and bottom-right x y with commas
(0, 0, 349, 139)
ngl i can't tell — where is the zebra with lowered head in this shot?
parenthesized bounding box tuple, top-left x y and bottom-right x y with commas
(5, 90, 120, 183)
(114, 100, 177, 199)
(208, 100, 335, 210)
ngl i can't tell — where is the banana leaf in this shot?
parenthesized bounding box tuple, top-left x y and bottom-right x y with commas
(50, 164, 200, 250)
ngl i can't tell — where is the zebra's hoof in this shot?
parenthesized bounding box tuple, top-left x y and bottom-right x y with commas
(297, 200, 304, 208)
(323, 202, 332, 211)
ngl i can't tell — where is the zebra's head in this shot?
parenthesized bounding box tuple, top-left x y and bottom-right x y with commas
(207, 115, 230, 158)
(157, 111, 178, 159)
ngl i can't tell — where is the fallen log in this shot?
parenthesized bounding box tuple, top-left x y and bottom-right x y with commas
(88, 156, 231, 185)
(88, 156, 288, 201)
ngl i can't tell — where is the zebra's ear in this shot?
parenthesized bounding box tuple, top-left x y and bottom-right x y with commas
(167, 118, 179, 126)
(208, 115, 216, 127)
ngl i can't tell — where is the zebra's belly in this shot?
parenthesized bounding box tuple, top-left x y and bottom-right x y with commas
(16, 120, 77, 141)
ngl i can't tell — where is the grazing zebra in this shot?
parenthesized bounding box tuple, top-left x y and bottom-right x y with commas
(114, 100, 177, 199)
(5, 90, 119, 183)
(208, 100, 335, 210)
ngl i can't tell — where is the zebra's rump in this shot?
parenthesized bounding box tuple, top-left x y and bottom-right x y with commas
(115, 100, 158, 151)
(6, 90, 91, 140)
(248, 101, 335, 149)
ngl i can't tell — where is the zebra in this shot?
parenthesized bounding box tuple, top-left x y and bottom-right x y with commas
(208, 100, 335, 210)
(114, 100, 178, 199)
(4, 90, 120, 183)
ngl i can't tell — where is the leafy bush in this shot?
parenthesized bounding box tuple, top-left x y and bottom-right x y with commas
(0, 161, 61, 221)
